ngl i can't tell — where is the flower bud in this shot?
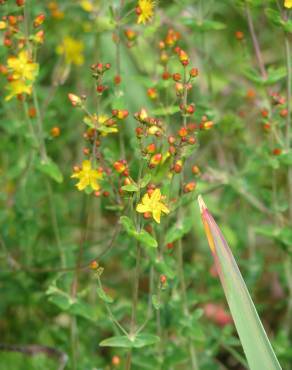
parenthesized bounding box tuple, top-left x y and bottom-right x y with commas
(51, 126, 61, 137)
(149, 153, 162, 168)
(112, 356, 121, 366)
(173, 160, 182, 173)
(90, 260, 98, 270)
(173, 73, 181, 82)
(160, 274, 167, 284)
(235, 31, 244, 40)
(114, 75, 121, 85)
(189, 67, 198, 78)
(147, 87, 158, 100)
(114, 160, 126, 173)
(68, 93, 82, 107)
(184, 181, 196, 193)
(33, 13, 45, 28)
(200, 121, 214, 130)
(146, 143, 156, 154)
(272, 148, 282, 156)
(178, 127, 188, 137)
(192, 165, 201, 175)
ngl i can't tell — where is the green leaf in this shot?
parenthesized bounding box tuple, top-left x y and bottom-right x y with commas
(182, 18, 226, 31)
(120, 216, 158, 248)
(152, 294, 161, 310)
(97, 286, 114, 304)
(140, 174, 152, 188)
(121, 183, 139, 192)
(100, 334, 160, 348)
(152, 106, 180, 116)
(278, 151, 292, 166)
(243, 66, 286, 86)
(198, 195, 282, 370)
(165, 217, 193, 244)
(36, 157, 63, 183)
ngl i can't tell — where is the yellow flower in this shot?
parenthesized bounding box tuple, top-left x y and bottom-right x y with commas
(285, 0, 292, 8)
(71, 160, 102, 191)
(136, 0, 155, 24)
(56, 37, 84, 66)
(7, 51, 39, 81)
(136, 188, 170, 223)
(80, 0, 94, 12)
(5, 80, 32, 101)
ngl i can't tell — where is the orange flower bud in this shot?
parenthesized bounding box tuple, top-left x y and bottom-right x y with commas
(261, 109, 269, 118)
(136, 127, 143, 137)
(83, 147, 90, 156)
(124, 28, 137, 41)
(146, 143, 156, 154)
(173, 73, 181, 81)
(35, 30, 45, 44)
(186, 104, 195, 114)
(147, 87, 158, 100)
(263, 122, 271, 131)
(160, 274, 167, 284)
(235, 31, 244, 40)
(51, 126, 61, 137)
(178, 127, 188, 137)
(192, 165, 201, 175)
(168, 145, 176, 155)
(175, 82, 184, 94)
(162, 70, 171, 80)
(90, 260, 98, 270)
(173, 160, 182, 173)
(16, 0, 25, 5)
(149, 153, 162, 168)
(200, 121, 214, 130)
(113, 161, 126, 173)
(179, 49, 189, 66)
(112, 355, 121, 366)
(166, 242, 173, 250)
(272, 148, 282, 156)
(189, 68, 198, 78)
(33, 13, 45, 28)
(28, 107, 36, 118)
(184, 181, 196, 193)
(114, 75, 121, 85)
(280, 108, 288, 118)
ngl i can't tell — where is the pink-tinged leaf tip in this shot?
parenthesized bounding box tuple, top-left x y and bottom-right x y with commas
(198, 195, 207, 213)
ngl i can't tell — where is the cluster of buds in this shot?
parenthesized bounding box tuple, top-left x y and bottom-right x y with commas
(158, 29, 181, 80)
(1, 9, 46, 48)
(91, 62, 111, 80)
(134, 108, 164, 138)
(1, 14, 24, 48)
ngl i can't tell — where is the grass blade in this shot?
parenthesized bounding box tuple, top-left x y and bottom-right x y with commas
(198, 195, 282, 370)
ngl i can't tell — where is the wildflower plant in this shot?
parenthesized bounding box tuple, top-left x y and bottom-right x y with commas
(0, 1, 291, 370)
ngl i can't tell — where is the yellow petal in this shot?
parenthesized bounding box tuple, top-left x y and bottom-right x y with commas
(285, 0, 292, 8)
(151, 188, 161, 203)
(136, 203, 150, 213)
(90, 179, 100, 191)
(76, 177, 89, 190)
(152, 209, 161, 223)
(141, 192, 150, 205)
(82, 160, 91, 171)
(159, 203, 170, 215)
